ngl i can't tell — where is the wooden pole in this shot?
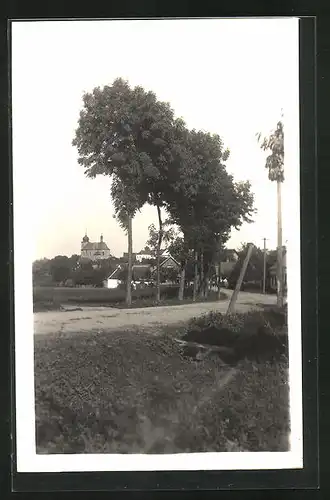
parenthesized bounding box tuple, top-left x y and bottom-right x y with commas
(200, 250, 204, 299)
(227, 243, 254, 315)
(263, 237, 267, 294)
(193, 249, 198, 302)
(217, 261, 222, 300)
(126, 215, 132, 306)
(277, 181, 284, 308)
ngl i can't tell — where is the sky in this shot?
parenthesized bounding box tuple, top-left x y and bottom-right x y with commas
(11, 18, 300, 261)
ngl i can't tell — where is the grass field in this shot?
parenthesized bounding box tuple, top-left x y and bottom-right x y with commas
(34, 308, 290, 454)
(33, 285, 227, 311)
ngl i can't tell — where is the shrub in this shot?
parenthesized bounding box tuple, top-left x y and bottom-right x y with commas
(184, 307, 288, 363)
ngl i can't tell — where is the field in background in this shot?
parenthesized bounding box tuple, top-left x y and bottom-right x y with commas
(33, 285, 227, 311)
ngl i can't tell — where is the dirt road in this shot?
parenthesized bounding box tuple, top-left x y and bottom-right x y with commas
(34, 291, 277, 336)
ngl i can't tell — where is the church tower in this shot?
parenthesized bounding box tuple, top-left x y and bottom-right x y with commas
(81, 232, 89, 248)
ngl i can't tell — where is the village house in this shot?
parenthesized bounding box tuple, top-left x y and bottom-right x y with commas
(135, 246, 154, 262)
(122, 248, 171, 263)
(104, 254, 180, 289)
(81, 233, 111, 261)
(105, 264, 151, 289)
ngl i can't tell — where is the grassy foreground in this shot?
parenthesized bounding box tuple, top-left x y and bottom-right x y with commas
(35, 309, 290, 454)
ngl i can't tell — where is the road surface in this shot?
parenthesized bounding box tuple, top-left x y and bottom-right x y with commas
(34, 291, 277, 336)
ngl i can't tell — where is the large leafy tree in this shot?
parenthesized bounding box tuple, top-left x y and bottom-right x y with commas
(257, 119, 285, 307)
(32, 258, 52, 286)
(49, 255, 72, 284)
(73, 78, 183, 304)
(165, 129, 254, 300)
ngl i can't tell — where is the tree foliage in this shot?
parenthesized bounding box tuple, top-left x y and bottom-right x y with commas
(33, 255, 119, 287)
(228, 244, 278, 291)
(146, 222, 176, 257)
(257, 120, 284, 182)
(163, 128, 255, 297)
(72, 78, 185, 303)
(73, 78, 256, 300)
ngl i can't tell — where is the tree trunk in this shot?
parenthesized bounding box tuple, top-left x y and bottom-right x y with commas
(217, 262, 222, 300)
(193, 249, 198, 301)
(204, 264, 211, 299)
(178, 260, 186, 301)
(263, 237, 267, 294)
(204, 278, 210, 299)
(126, 215, 133, 307)
(156, 204, 163, 303)
(277, 181, 284, 308)
(199, 250, 204, 298)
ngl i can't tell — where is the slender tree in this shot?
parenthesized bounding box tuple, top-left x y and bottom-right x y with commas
(146, 221, 176, 300)
(111, 176, 144, 305)
(257, 119, 284, 307)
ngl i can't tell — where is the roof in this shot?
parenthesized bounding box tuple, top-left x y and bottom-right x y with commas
(137, 249, 153, 255)
(108, 264, 152, 280)
(159, 255, 180, 267)
(123, 252, 137, 258)
(108, 265, 122, 279)
(82, 241, 110, 251)
(148, 256, 180, 272)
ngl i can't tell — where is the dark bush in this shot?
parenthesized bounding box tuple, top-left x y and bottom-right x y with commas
(161, 285, 180, 299)
(183, 307, 288, 363)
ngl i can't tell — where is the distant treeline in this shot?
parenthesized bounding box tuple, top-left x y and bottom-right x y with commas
(33, 243, 280, 292)
(33, 255, 121, 287)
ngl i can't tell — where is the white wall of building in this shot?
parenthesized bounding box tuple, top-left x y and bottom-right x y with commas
(106, 278, 120, 289)
(135, 253, 153, 262)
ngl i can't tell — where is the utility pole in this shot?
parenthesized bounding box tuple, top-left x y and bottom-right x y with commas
(262, 238, 267, 294)
(227, 243, 254, 315)
(126, 215, 133, 307)
(277, 181, 284, 308)
(217, 261, 222, 300)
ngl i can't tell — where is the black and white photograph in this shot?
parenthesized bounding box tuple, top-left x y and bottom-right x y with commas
(12, 17, 303, 473)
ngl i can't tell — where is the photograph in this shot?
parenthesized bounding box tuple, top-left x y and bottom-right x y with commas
(11, 17, 303, 472)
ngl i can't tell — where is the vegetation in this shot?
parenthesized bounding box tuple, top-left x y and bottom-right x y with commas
(33, 285, 175, 311)
(33, 285, 228, 312)
(72, 78, 182, 305)
(35, 308, 289, 454)
(257, 119, 285, 307)
(184, 307, 288, 364)
(72, 78, 255, 305)
(33, 255, 119, 288)
(227, 243, 279, 292)
(163, 129, 254, 301)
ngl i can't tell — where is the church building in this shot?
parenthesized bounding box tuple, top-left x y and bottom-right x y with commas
(80, 233, 111, 261)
